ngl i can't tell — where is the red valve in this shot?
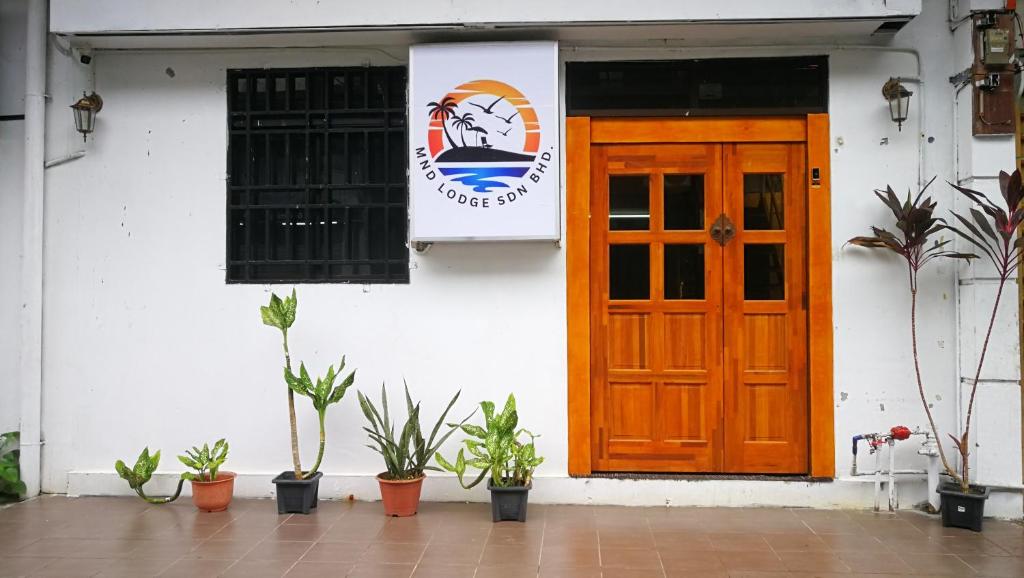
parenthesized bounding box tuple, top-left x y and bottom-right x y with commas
(891, 425, 912, 440)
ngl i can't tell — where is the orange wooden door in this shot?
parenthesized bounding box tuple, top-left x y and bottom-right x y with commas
(590, 141, 808, 474)
(590, 144, 725, 472)
(722, 143, 808, 474)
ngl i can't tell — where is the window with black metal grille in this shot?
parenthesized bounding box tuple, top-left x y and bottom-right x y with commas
(226, 67, 409, 284)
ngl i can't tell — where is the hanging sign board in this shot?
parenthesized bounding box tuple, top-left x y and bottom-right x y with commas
(409, 42, 560, 241)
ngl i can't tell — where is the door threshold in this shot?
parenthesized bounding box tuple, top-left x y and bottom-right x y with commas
(577, 472, 832, 483)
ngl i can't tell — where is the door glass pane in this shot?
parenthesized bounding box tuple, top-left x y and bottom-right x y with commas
(664, 175, 704, 230)
(743, 174, 784, 230)
(744, 244, 785, 300)
(610, 175, 649, 230)
(664, 245, 705, 300)
(610, 244, 650, 300)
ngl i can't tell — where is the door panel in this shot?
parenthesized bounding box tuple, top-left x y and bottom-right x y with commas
(591, 138, 808, 475)
(722, 143, 808, 474)
(591, 144, 724, 473)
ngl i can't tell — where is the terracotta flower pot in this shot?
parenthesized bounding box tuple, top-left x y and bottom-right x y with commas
(190, 471, 235, 512)
(377, 473, 424, 517)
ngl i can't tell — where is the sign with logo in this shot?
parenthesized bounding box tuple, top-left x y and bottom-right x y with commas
(409, 42, 560, 241)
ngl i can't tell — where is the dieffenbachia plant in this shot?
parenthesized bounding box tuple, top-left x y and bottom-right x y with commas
(115, 447, 183, 504)
(436, 394, 544, 489)
(262, 290, 355, 479)
(942, 170, 1024, 493)
(178, 439, 229, 482)
(847, 178, 976, 491)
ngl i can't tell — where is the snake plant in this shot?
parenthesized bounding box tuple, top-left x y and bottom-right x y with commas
(358, 383, 473, 480)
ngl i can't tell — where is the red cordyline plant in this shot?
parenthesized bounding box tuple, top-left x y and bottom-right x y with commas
(847, 177, 977, 491)
(942, 170, 1024, 493)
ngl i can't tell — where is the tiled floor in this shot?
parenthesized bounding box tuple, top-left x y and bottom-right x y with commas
(1, 496, 1023, 577)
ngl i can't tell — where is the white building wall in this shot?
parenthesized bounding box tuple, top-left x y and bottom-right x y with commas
(0, 0, 27, 434)
(12, 0, 1019, 516)
(48, 0, 921, 33)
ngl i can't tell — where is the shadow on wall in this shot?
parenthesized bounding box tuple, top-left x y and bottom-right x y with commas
(412, 241, 563, 276)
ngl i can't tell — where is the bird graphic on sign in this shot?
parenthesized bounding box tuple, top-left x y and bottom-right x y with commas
(469, 95, 504, 114)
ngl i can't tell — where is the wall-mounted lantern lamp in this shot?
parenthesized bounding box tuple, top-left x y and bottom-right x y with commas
(881, 77, 912, 132)
(70, 92, 103, 141)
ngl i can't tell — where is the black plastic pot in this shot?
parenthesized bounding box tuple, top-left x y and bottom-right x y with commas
(272, 471, 322, 514)
(488, 480, 531, 522)
(937, 481, 990, 532)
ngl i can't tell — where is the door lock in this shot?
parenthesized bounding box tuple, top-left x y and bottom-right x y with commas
(710, 213, 736, 246)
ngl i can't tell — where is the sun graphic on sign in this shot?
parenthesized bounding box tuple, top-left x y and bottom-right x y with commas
(425, 80, 540, 192)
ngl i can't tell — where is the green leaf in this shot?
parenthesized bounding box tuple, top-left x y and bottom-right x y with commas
(461, 424, 487, 439)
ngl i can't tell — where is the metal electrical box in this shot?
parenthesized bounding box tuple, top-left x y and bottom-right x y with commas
(983, 28, 1011, 65)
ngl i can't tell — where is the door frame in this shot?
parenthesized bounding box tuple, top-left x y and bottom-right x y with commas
(566, 115, 835, 478)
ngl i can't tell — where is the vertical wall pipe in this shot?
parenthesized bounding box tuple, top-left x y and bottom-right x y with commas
(888, 440, 897, 511)
(19, 0, 47, 497)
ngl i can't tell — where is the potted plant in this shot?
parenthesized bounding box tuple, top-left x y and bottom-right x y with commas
(178, 439, 234, 512)
(931, 170, 1024, 530)
(115, 447, 184, 504)
(847, 177, 1015, 530)
(261, 290, 355, 514)
(1, 432, 25, 502)
(436, 394, 544, 522)
(358, 383, 473, 516)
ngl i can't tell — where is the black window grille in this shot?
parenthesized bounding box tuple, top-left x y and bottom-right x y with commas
(226, 67, 409, 283)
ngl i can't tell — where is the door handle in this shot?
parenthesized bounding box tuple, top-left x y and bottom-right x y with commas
(710, 213, 736, 247)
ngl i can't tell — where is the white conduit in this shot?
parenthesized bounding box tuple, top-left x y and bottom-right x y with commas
(19, 0, 47, 498)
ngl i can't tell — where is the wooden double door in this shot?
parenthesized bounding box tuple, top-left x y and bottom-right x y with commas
(590, 142, 808, 474)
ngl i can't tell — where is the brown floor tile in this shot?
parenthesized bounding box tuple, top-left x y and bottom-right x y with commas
(220, 559, 296, 577)
(764, 533, 829, 552)
(898, 553, 978, 575)
(959, 554, 1024, 577)
(0, 558, 56, 578)
(543, 529, 599, 549)
(418, 542, 483, 565)
(652, 531, 712, 550)
(600, 547, 661, 570)
(814, 534, 883, 552)
(775, 551, 850, 573)
(411, 563, 478, 577)
(156, 558, 234, 577)
(26, 557, 112, 577)
(709, 534, 772, 552)
(183, 539, 255, 560)
(601, 532, 657, 550)
(836, 551, 914, 574)
(94, 558, 176, 578)
(11, 538, 138, 559)
(716, 551, 785, 573)
(480, 543, 541, 567)
(538, 568, 603, 578)
(474, 566, 540, 578)
(538, 545, 599, 568)
(600, 569, 666, 578)
(3, 497, 1021, 578)
(300, 541, 369, 562)
(240, 540, 312, 562)
(285, 561, 354, 576)
(360, 542, 426, 564)
(658, 549, 723, 572)
(346, 563, 416, 578)
(375, 525, 433, 545)
(270, 523, 330, 541)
